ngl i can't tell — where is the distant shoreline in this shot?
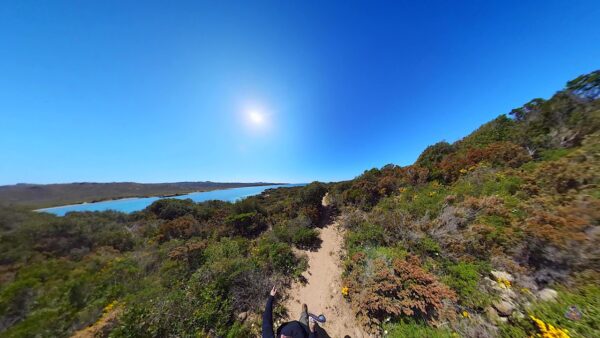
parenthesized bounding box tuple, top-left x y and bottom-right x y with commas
(34, 183, 286, 212)
(0, 181, 285, 209)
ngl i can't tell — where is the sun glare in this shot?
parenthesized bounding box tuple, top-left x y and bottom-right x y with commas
(241, 104, 272, 134)
(248, 110, 264, 125)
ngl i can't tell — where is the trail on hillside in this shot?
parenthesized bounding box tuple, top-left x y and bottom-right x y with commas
(284, 198, 371, 338)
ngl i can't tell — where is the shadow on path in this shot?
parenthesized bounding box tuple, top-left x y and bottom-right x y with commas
(315, 325, 331, 338)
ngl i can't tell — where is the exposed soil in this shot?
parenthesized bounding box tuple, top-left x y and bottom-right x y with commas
(284, 198, 372, 338)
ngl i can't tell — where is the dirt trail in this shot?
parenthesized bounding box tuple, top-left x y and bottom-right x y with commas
(284, 197, 371, 338)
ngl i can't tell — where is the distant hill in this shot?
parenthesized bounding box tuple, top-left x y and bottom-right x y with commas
(0, 181, 281, 208)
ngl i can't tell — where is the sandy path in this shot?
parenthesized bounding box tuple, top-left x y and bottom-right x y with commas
(284, 208, 371, 338)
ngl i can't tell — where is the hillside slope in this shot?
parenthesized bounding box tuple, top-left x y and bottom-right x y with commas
(328, 70, 599, 337)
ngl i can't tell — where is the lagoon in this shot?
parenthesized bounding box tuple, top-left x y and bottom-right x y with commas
(37, 184, 302, 216)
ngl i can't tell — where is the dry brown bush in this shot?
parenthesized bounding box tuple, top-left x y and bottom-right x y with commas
(347, 255, 457, 331)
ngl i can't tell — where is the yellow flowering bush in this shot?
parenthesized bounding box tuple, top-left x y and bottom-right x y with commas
(530, 316, 569, 338)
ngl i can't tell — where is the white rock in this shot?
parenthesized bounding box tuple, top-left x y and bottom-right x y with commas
(537, 288, 558, 302)
(493, 300, 515, 316)
(237, 311, 248, 322)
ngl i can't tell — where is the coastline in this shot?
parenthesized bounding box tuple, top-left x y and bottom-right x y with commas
(34, 183, 287, 212)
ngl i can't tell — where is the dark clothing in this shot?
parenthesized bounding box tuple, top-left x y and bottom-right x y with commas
(262, 296, 316, 338)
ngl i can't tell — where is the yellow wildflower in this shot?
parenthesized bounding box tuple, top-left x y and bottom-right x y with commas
(530, 315, 570, 338)
(341, 286, 349, 296)
(462, 310, 470, 318)
(459, 168, 468, 174)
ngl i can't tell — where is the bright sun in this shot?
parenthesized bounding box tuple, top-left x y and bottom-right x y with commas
(242, 105, 271, 134)
(248, 110, 265, 125)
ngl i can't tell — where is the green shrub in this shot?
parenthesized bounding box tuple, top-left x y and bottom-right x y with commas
(196, 237, 252, 288)
(367, 245, 408, 262)
(225, 211, 266, 237)
(383, 317, 455, 338)
(147, 198, 196, 220)
(226, 321, 251, 338)
(442, 261, 490, 309)
(113, 283, 232, 337)
(273, 215, 320, 249)
(498, 322, 530, 338)
(416, 236, 441, 256)
(386, 182, 448, 218)
(291, 227, 320, 249)
(415, 141, 456, 179)
(253, 239, 304, 275)
(345, 221, 385, 254)
(191, 282, 232, 334)
(456, 115, 517, 150)
(539, 148, 572, 161)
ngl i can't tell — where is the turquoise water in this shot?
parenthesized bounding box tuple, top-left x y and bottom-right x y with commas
(37, 184, 302, 216)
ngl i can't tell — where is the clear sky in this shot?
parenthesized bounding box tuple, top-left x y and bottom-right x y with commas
(1, 1, 599, 185)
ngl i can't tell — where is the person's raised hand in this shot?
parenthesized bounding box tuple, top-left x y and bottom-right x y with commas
(270, 285, 277, 297)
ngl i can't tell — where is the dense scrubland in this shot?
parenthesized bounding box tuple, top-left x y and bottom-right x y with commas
(0, 71, 599, 337)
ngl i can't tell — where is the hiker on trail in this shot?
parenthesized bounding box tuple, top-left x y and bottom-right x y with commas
(262, 286, 317, 338)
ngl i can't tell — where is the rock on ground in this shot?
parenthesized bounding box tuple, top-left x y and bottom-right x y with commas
(537, 288, 558, 302)
(493, 300, 515, 316)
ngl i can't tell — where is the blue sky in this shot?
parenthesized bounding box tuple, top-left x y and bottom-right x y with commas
(1, 1, 599, 185)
